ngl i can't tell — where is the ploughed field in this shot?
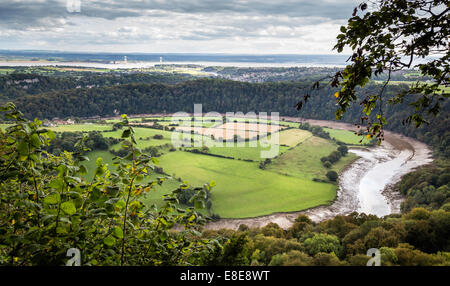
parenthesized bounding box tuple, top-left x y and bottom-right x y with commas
(1, 117, 363, 218)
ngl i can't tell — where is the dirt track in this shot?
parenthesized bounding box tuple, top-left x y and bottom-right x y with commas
(204, 118, 433, 230)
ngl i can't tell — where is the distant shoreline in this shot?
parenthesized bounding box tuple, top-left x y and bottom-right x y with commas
(0, 60, 346, 68)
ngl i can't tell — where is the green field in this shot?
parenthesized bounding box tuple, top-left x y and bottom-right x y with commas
(267, 136, 357, 180)
(0, 68, 15, 74)
(157, 151, 336, 218)
(205, 144, 289, 161)
(104, 127, 178, 149)
(372, 80, 449, 94)
(323, 128, 370, 145)
(0, 123, 112, 133)
(47, 124, 112, 133)
(276, 129, 313, 146)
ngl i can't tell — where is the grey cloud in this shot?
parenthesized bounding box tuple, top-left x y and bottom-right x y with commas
(0, 0, 65, 29)
(0, 0, 140, 30)
(0, 0, 356, 53)
(0, 0, 357, 30)
(91, 0, 357, 19)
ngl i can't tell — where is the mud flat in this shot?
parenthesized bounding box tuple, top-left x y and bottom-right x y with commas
(205, 118, 433, 230)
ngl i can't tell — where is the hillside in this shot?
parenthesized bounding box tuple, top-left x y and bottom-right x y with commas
(4, 77, 448, 158)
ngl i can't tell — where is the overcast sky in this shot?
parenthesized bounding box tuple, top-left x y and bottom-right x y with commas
(0, 0, 360, 54)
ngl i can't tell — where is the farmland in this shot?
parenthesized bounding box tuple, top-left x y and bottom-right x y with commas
(323, 127, 372, 145)
(1, 116, 363, 218)
(157, 151, 336, 218)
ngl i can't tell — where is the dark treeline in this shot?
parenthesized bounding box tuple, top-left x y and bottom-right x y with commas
(46, 131, 120, 155)
(13, 79, 306, 118)
(0, 73, 194, 102)
(8, 77, 449, 157)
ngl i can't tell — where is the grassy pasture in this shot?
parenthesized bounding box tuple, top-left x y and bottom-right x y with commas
(204, 144, 289, 161)
(276, 129, 313, 146)
(47, 124, 111, 133)
(0, 68, 15, 74)
(0, 123, 111, 133)
(103, 127, 176, 149)
(323, 128, 370, 145)
(267, 136, 357, 181)
(157, 151, 336, 218)
(372, 80, 449, 94)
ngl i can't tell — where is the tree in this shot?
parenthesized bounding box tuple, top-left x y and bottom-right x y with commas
(203, 234, 250, 266)
(328, 151, 342, 163)
(269, 250, 313, 266)
(323, 161, 332, 168)
(297, 0, 449, 143)
(0, 103, 217, 266)
(303, 233, 341, 256)
(261, 222, 286, 238)
(313, 252, 346, 266)
(326, 170, 339, 181)
(337, 145, 348, 156)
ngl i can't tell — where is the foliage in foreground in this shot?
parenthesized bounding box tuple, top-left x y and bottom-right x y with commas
(203, 208, 450, 266)
(297, 0, 449, 143)
(0, 103, 218, 266)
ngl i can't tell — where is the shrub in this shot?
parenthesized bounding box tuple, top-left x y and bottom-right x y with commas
(238, 224, 250, 232)
(0, 105, 216, 266)
(323, 161, 332, 168)
(326, 170, 338, 181)
(337, 145, 348, 156)
(303, 233, 341, 256)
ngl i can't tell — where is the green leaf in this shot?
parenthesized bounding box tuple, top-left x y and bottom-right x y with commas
(17, 141, 28, 156)
(115, 200, 126, 210)
(113, 226, 124, 239)
(78, 165, 87, 175)
(67, 176, 81, 184)
(49, 178, 64, 190)
(29, 133, 41, 148)
(194, 200, 205, 209)
(47, 130, 56, 140)
(121, 129, 131, 138)
(106, 186, 120, 196)
(79, 156, 90, 162)
(103, 236, 116, 246)
(44, 193, 61, 205)
(56, 226, 68, 234)
(61, 201, 77, 215)
(59, 217, 72, 224)
(95, 165, 106, 176)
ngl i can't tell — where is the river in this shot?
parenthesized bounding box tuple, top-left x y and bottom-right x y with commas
(205, 118, 433, 230)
